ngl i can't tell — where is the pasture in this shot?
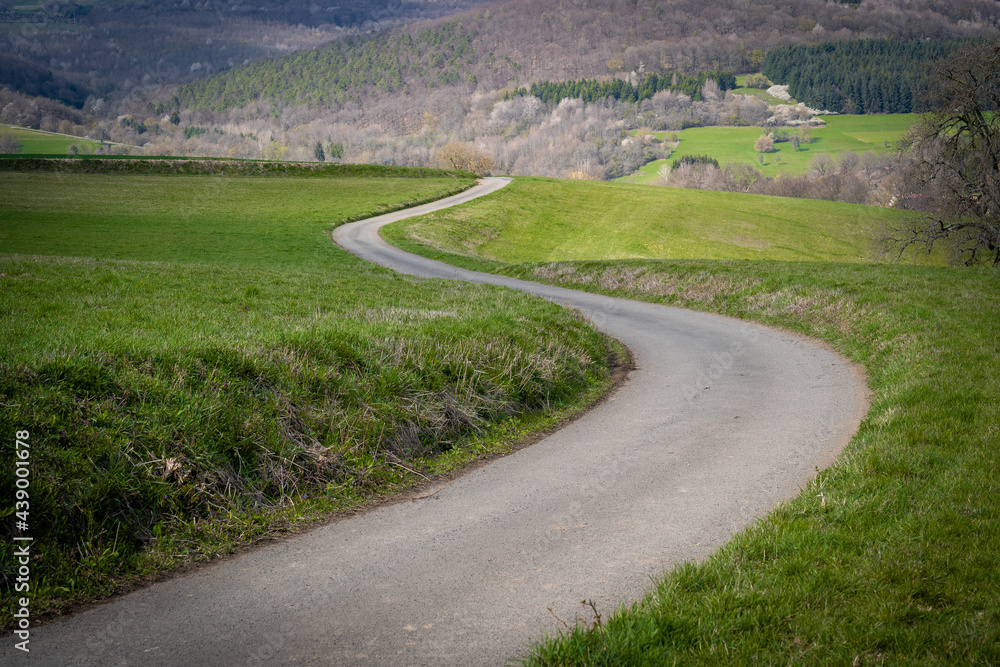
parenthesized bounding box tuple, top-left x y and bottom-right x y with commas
(0, 124, 104, 155)
(383, 177, 939, 265)
(623, 114, 918, 183)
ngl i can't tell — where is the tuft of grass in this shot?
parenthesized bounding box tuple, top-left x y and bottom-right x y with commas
(384, 180, 1000, 663)
(0, 167, 617, 626)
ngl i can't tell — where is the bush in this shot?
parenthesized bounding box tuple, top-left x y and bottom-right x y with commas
(754, 135, 775, 153)
(0, 130, 21, 154)
(744, 73, 772, 89)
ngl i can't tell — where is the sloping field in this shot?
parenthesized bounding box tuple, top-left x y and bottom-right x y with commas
(0, 124, 103, 155)
(384, 176, 939, 265)
(624, 114, 917, 183)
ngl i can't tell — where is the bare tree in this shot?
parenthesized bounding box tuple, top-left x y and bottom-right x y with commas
(435, 142, 495, 174)
(0, 130, 21, 154)
(885, 39, 1000, 266)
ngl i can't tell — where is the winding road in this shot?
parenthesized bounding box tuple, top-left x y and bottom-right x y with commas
(8, 177, 868, 666)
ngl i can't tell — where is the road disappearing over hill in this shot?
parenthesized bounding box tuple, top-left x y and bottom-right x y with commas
(13, 177, 868, 666)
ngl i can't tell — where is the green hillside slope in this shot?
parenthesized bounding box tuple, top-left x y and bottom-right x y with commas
(383, 177, 939, 265)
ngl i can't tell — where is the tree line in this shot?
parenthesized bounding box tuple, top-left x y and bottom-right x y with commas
(506, 71, 737, 106)
(762, 38, 974, 114)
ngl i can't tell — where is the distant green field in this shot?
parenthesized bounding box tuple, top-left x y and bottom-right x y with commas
(0, 172, 463, 271)
(0, 167, 615, 627)
(731, 76, 795, 106)
(624, 114, 918, 183)
(0, 124, 104, 155)
(384, 177, 939, 266)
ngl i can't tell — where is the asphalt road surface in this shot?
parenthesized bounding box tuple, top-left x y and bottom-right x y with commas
(8, 177, 868, 666)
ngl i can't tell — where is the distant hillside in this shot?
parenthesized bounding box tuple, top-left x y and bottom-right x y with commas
(173, 0, 1000, 115)
(0, 53, 90, 108)
(0, 0, 494, 99)
(178, 21, 488, 112)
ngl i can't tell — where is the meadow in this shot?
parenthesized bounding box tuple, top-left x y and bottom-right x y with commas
(0, 124, 104, 155)
(730, 77, 796, 106)
(385, 178, 1000, 663)
(0, 163, 617, 626)
(622, 114, 918, 184)
(383, 177, 939, 265)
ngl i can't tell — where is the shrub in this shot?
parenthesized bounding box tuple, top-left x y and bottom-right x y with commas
(754, 135, 775, 153)
(0, 130, 21, 154)
(744, 73, 772, 89)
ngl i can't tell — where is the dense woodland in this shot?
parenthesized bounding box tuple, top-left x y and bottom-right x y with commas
(763, 38, 972, 114)
(509, 71, 738, 106)
(177, 22, 485, 112)
(0, 0, 493, 102)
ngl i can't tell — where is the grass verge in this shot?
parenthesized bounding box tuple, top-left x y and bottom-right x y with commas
(384, 182, 1000, 663)
(0, 166, 617, 627)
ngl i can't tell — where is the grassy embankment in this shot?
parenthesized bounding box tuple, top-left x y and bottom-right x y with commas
(385, 177, 1000, 663)
(0, 161, 618, 626)
(623, 114, 916, 184)
(0, 124, 104, 156)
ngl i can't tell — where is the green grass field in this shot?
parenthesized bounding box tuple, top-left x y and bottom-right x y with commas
(383, 177, 939, 265)
(385, 178, 1000, 664)
(731, 76, 795, 106)
(0, 165, 617, 626)
(0, 172, 460, 271)
(623, 114, 917, 184)
(1, 124, 104, 155)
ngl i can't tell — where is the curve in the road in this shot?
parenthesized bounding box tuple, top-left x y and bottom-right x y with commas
(10, 177, 868, 667)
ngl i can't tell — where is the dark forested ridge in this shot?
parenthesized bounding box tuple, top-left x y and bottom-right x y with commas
(177, 22, 486, 112)
(162, 0, 1000, 119)
(0, 53, 89, 108)
(0, 0, 494, 98)
(510, 71, 738, 106)
(763, 38, 972, 114)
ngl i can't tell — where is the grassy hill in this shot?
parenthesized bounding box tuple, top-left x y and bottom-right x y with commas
(622, 114, 917, 184)
(0, 125, 103, 156)
(383, 177, 938, 264)
(384, 177, 1000, 663)
(0, 162, 617, 626)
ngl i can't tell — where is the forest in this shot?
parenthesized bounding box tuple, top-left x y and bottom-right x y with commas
(0, 0, 493, 100)
(177, 22, 484, 112)
(508, 71, 738, 106)
(763, 38, 974, 114)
